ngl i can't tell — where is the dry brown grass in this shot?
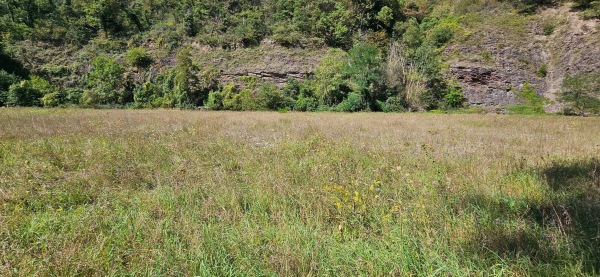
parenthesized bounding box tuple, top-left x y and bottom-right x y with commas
(1, 108, 599, 276)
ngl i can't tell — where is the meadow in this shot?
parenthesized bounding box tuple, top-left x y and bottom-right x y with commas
(0, 108, 599, 276)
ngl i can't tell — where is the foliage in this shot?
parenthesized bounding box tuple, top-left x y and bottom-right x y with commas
(561, 72, 600, 115)
(133, 82, 163, 108)
(537, 64, 548, 78)
(0, 70, 21, 106)
(207, 90, 225, 110)
(379, 96, 407, 112)
(442, 84, 466, 109)
(336, 92, 364, 112)
(1, 0, 595, 114)
(508, 83, 548, 114)
(81, 56, 127, 106)
(6, 80, 42, 107)
(257, 83, 287, 110)
(126, 47, 153, 68)
(344, 43, 383, 111)
(313, 49, 350, 106)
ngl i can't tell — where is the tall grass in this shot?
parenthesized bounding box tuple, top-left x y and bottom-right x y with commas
(1, 108, 599, 275)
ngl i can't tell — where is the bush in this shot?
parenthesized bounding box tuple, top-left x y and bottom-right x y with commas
(6, 81, 43, 107)
(32, 74, 63, 107)
(126, 47, 153, 68)
(82, 56, 127, 106)
(442, 85, 466, 109)
(561, 72, 600, 114)
(536, 64, 548, 78)
(380, 96, 407, 112)
(294, 96, 319, 112)
(582, 1, 600, 19)
(428, 25, 454, 47)
(133, 82, 163, 108)
(313, 49, 349, 106)
(207, 91, 225, 110)
(42, 92, 63, 107)
(508, 83, 547, 114)
(336, 92, 364, 112)
(222, 83, 259, 111)
(283, 79, 301, 99)
(65, 88, 84, 105)
(0, 70, 21, 106)
(272, 23, 302, 47)
(257, 83, 285, 110)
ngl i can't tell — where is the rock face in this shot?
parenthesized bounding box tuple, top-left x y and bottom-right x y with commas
(189, 5, 600, 110)
(220, 71, 311, 87)
(191, 40, 327, 88)
(450, 66, 519, 106)
(445, 5, 599, 111)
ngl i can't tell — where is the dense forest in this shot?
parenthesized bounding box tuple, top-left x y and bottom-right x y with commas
(0, 0, 599, 112)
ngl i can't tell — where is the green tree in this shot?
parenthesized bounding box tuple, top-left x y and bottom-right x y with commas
(81, 56, 126, 106)
(0, 70, 21, 106)
(344, 43, 382, 110)
(171, 47, 204, 108)
(313, 49, 350, 106)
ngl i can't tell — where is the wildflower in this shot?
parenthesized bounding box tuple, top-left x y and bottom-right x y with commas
(57, 207, 63, 212)
(353, 191, 362, 204)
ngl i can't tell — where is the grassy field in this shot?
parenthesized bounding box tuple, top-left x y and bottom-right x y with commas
(1, 108, 599, 276)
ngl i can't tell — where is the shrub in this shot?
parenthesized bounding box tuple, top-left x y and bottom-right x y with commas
(561, 72, 600, 114)
(6, 81, 43, 107)
(238, 89, 258, 111)
(0, 70, 21, 106)
(257, 83, 285, 110)
(283, 79, 301, 99)
(65, 88, 84, 105)
(336, 92, 364, 112)
(222, 83, 257, 111)
(313, 49, 349, 106)
(126, 47, 153, 68)
(272, 23, 302, 47)
(82, 56, 126, 106)
(536, 64, 548, 78)
(376, 6, 394, 28)
(442, 85, 466, 109)
(542, 21, 556, 36)
(33, 75, 63, 107)
(508, 83, 547, 114)
(380, 96, 407, 112)
(582, 1, 600, 19)
(294, 96, 319, 112)
(42, 92, 63, 107)
(133, 82, 162, 108)
(207, 91, 225, 110)
(428, 24, 454, 47)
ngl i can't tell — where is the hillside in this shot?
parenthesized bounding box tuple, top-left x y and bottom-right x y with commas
(0, 0, 599, 113)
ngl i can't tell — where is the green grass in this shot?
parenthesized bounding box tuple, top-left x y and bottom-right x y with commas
(1, 109, 599, 275)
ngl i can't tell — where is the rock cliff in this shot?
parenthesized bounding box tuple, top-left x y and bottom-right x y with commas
(445, 5, 599, 111)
